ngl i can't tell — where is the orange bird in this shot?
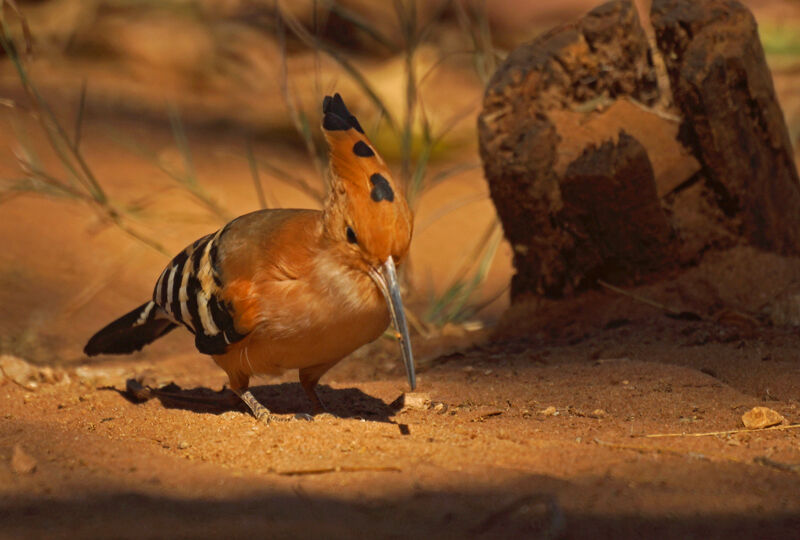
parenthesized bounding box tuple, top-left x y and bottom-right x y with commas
(84, 94, 415, 422)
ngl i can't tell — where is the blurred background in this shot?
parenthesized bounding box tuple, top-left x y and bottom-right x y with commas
(0, 0, 798, 366)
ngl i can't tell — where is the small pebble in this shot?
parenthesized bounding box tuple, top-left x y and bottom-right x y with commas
(402, 392, 431, 411)
(540, 406, 558, 416)
(178, 441, 190, 450)
(74, 366, 130, 388)
(11, 444, 37, 474)
(0, 355, 39, 390)
(742, 406, 784, 429)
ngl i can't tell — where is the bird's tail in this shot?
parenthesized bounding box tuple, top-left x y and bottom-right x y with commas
(84, 301, 177, 356)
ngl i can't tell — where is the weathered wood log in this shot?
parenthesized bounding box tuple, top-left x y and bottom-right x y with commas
(651, 0, 800, 255)
(479, 0, 800, 302)
(559, 131, 674, 288)
(478, 0, 667, 298)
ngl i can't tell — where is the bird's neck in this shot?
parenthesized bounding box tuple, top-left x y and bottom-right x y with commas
(310, 245, 381, 315)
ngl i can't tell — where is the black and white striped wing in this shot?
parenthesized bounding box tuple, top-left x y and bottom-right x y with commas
(152, 229, 247, 355)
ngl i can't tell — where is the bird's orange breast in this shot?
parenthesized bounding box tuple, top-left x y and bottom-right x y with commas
(211, 209, 390, 378)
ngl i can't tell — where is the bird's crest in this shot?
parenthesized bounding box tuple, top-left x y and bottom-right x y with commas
(321, 93, 412, 264)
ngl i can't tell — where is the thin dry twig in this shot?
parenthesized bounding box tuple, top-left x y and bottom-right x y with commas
(402, 306, 431, 338)
(1, 0, 33, 55)
(470, 411, 503, 422)
(0, 6, 172, 255)
(56, 261, 124, 320)
(275, 7, 326, 187)
(276, 466, 401, 476)
(642, 423, 800, 439)
(276, 0, 399, 134)
(415, 191, 486, 233)
(245, 139, 268, 210)
(470, 493, 564, 538)
(753, 456, 800, 474)
(73, 79, 87, 149)
(597, 279, 698, 318)
(593, 438, 743, 464)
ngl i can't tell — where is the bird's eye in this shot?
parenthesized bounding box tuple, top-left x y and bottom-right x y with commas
(346, 226, 358, 244)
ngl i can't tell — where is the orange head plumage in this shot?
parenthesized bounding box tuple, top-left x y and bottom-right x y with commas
(320, 93, 413, 270)
(319, 93, 416, 389)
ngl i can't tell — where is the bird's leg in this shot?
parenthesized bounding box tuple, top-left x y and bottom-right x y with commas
(232, 387, 273, 422)
(300, 380, 325, 414)
(233, 387, 318, 423)
(226, 370, 279, 423)
(299, 362, 338, 417)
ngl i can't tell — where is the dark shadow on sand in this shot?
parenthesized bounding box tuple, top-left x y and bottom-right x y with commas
(3, 480, 799, 540)
(106, 381, 397, 423)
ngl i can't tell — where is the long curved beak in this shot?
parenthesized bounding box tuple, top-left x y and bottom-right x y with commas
(370, 256, 416, 390)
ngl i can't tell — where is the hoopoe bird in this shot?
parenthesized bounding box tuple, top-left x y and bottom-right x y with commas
(84, 93, 415, 422)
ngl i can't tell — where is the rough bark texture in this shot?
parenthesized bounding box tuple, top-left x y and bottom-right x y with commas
(479, 0, 800, 301)
(478, 0, 659, 298)
(651, 0, 800, 255)
(558, 132, 674, 288)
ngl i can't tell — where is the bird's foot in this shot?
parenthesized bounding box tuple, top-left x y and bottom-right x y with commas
(235, 389, 278, 424)
(253, 412, 314, 424)
(257, 412, 336, 423)
(234, 389, 328, 424)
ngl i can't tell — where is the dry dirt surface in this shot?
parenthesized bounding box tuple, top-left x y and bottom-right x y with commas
(2, 1, 800, 538)
(3, 317, 800, 539)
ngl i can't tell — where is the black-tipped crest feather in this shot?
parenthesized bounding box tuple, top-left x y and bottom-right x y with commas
(322, 93, 364, 134)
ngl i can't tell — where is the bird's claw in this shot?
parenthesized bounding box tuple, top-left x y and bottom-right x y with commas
(254, 412, 314, 424)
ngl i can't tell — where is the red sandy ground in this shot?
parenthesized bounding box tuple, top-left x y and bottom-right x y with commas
(2, 321, 800, 539)
(2, 1, 800, 538)
(1, 113, 799, 539)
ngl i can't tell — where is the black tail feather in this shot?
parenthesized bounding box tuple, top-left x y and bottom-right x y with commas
(84, 302, 177, 356)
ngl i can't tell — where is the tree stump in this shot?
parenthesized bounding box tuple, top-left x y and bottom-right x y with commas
(559, 132, 674, 287)
(479, 0, 800, 301)
(651, 0, 800, 255)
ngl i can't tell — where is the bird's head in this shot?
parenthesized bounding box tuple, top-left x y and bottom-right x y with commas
(320, 93, 415, 390)
(321, 93, 413, 268)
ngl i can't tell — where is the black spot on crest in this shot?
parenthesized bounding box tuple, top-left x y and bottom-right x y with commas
(369, 173, 394, 202)
(352, 141, 374, 157)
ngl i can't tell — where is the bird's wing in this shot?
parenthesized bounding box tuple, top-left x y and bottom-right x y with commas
(152, 226, 248, 355)
(154, 209, 323, 355)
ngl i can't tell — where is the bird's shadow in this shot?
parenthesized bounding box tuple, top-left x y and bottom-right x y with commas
(111, 380, 398, 423)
